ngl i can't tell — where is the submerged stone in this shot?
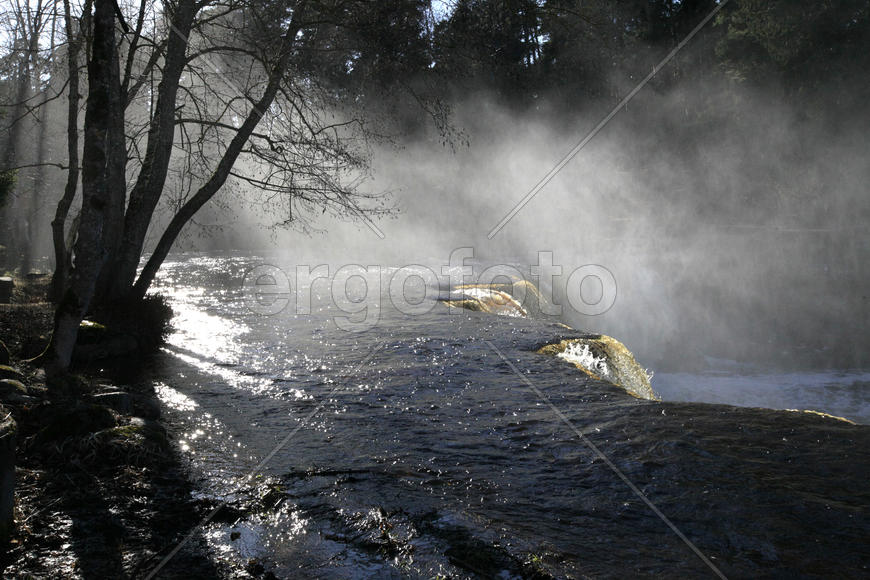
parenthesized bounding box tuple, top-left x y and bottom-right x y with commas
(785, 409, 855, 424)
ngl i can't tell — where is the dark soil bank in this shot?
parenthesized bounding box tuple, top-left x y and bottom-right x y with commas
(0, 278, 220, 578)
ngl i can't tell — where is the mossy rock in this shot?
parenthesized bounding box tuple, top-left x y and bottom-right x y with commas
(0, 379, 26, 396)
(45, 373, 90, 397)
(0, 365, 24, 382)
(442, 299, 486, 312)
(79, 418, 170, 466)
(76, 320, 108, 344)
(443, 286, 528, 317)
(36, 402, 117, 443)
(110, 418, 169, 448)
(538, 336, 659, 401)
(72, 320, 142, 362)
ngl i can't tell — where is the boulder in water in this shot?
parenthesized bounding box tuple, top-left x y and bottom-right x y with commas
(539, 335, 659, 401)
(443, 287, 528, 317)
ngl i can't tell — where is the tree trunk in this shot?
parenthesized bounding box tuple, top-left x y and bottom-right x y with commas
(131, 9, 306, 300)
(49, 0, 85, 301)
(23, 52, 52, 277)
(106, 0, 197, 302)
(44, 0, 125, 378)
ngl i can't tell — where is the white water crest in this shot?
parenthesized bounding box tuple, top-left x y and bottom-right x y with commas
(557, 341, 610, 378)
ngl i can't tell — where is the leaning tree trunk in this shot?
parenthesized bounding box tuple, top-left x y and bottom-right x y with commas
(131, 10, 306, 300)
(44, 0, 125, 378)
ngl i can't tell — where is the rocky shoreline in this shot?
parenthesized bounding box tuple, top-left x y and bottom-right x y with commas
(0, 278, 220, 578)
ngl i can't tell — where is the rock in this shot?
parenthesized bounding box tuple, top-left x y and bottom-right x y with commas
(0, 277, 12, 304)
(442, 286, 528, 317)
(132, 395, 160, 420)
(245, 559, 265, 576)
(0, 340, 9, 365)
(45, 374, 88, 397)
(93, 382, 123, 395)
(131, 394, 161, 420)
(115, 417, 169, 449)
(0, 404, 16, 544)
(78, 319, 108, 339)
(1, 392, 36, 406)
(90, 391, 159, 419)
(36, 403, 117, 443)
(72, 333, 139, 363)
(538, 335, 659, 401)
(0, 366, 24, 382)
(91, 391, 132, 413)
(0, 379, 28, 398)
(24, 384, 47, 399)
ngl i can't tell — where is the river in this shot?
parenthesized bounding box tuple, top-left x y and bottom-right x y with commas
(142, 253, 869, 579)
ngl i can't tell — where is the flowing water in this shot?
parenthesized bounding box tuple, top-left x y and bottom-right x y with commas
(145, 253, 869, 579)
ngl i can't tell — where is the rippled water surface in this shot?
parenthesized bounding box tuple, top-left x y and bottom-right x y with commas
(146, 254, 870, 578)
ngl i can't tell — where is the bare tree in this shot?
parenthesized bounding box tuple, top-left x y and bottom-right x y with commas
(42, 0, 421, 375)
(49, 0, 91, 300)
(44, 0, 125, 377)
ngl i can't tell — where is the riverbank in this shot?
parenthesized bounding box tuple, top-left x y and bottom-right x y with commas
(0, 277, 220, 577)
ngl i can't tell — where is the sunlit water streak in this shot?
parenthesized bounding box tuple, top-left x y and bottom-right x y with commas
(145, 252, 869, 578)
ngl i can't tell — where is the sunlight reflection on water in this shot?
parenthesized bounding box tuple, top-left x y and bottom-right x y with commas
(164, 286, 247, 362)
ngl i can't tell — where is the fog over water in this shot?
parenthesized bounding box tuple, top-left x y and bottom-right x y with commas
(195, 78, 868, 379)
